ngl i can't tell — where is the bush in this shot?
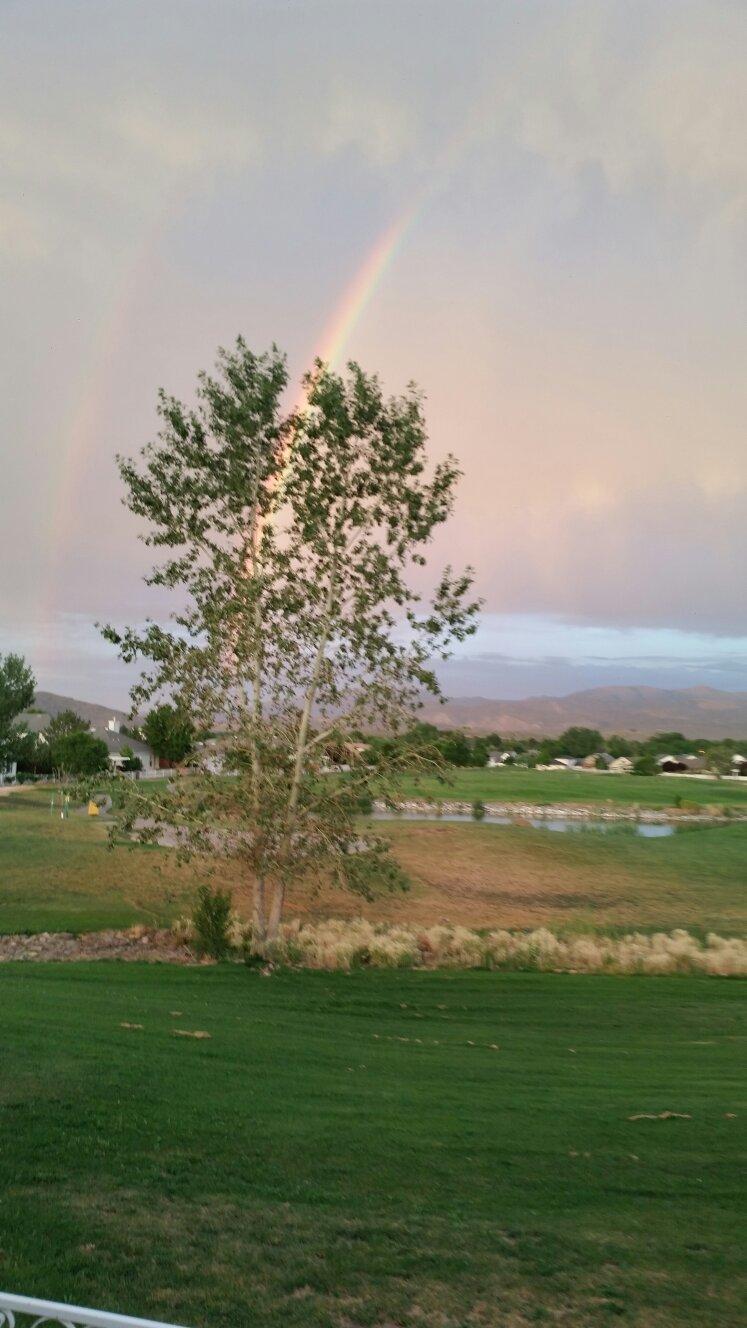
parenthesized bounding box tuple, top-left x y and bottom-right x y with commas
(633, 753, 657, 777)
(192, 884, 233, 959)
(471, 799, 487, 820)
(51, 731, 110, 776)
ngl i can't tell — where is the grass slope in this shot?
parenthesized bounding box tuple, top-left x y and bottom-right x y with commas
(0, 790, 193, 933)
(2, 790, 746, 936)
(362, 819, 747, 935)
(2, 965, 744, 1327)
(397, 766, 747, 808)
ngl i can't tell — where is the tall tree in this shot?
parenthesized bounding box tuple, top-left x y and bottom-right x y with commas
(557, 726, 604, 758)
(46, 709, 89, 741)
(0, 653, 35, 763)
(51, 730, 110, 776)
(143, 704, 195, 764)
(104, 339, 478, 949)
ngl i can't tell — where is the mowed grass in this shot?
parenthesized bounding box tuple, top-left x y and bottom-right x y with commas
(2, 964, 745, 1328)
(0, 790, 195, 933)
(2, 789, 747, 936)
(397, 765, 747, 809)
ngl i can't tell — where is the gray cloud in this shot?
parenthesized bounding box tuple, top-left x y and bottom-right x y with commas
(2, 0, 746, 697)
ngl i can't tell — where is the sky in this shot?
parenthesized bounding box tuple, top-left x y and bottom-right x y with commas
(2, 0, 746, 706)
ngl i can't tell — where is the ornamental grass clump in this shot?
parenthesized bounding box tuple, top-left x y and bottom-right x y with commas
(262, 920, 747, 976)
(170, 913, 747, 975)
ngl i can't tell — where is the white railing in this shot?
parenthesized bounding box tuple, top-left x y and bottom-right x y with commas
(0, 1292, 189, 1328)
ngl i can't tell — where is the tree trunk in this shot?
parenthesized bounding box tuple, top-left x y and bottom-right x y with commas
(252, 874, 267, 950)
(266, 881, 285, 943)
(271, 549, 340, 939)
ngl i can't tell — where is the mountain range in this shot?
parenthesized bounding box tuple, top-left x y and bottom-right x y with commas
(418, 685, 747, 740)
(32, 691, 129, 729)
(30, 685, 747, 741)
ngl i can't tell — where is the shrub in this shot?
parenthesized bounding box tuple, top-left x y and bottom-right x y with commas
(471, 799, 487, 820)
(633, 754, 657, 777)
(191, 884, 233, 959)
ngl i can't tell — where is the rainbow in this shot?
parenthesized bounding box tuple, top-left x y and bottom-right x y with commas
(307, 199, 419, 382)
(43, 108, 476, 635)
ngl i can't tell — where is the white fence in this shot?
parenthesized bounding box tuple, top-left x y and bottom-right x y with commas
(0, 1292, 189, 1328)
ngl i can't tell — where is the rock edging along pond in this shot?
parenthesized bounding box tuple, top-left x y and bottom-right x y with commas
(372, 798, 746, 828)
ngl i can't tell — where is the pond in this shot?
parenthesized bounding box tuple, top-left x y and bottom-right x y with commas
(369, 810, 675, 837)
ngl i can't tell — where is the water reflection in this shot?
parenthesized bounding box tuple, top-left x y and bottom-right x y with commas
(370, 810, 675, 837)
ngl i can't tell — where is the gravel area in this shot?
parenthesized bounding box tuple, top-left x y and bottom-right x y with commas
(0, 926, 199, 963)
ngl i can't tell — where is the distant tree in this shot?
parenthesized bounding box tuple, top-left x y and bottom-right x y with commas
(607, 734, 633, 758)
(51, 731, 110, 777)
(633, 753, 658, 777)
(484, 732, 502, 748)
(46, 709, 89, 741)
(438, 731, 473, 766)
(649, 731, 689, 755)
(537, 740, 560, 764)
(557, 726, 604, 758)
(471, 737, 489, 768)
(118, 744, 143, 773)
(143, 704, 195, 764)
(705, 744, 734, 777)
(0, 653, 35, 763)
(8, 728, 52, 776)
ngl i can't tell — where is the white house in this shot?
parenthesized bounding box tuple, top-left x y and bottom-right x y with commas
(608, 755, 633, 774)
(14, 710, 157, 774)
(487, 749, 517, 767)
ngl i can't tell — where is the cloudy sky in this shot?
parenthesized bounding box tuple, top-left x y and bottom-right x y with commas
(2, 0, 746, 705)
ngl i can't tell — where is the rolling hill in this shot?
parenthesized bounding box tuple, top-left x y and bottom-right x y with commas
(419, 685, 747, 739)
(31, 685, 747, 740)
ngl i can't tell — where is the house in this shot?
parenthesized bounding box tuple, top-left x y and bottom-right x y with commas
(15, 711, 157, 774)
(731, 754, 747, 777)
(657, 754, 708, 774)
(16, 712, 52, 738)
(608, 755, 633, 774)
(88, 726, 157, 773)
(487, 749, 517, 767)
(549, 756, 579, 770)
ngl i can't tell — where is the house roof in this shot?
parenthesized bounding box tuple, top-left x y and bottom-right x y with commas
(16, 712, 51, 734)
(88, 727, 153, 758)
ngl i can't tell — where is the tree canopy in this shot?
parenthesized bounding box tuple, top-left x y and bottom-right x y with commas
(51, 730, 110, 776)
(556, 726, 604, 758)
(142, 705, 195, 763)
(104, 339, 477, 948)
(46, 709, 89, 741)
(0, 653, 35, 765)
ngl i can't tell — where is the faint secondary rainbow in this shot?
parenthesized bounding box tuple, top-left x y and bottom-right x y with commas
(44, 104, 478, 617)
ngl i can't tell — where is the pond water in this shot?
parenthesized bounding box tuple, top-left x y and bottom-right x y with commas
(370, 810, 675, 837)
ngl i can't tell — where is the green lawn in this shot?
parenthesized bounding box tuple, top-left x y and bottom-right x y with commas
(2, 965, 745, 1327)
(0, 789, 193, 933)
(397, 766, 747, 809)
